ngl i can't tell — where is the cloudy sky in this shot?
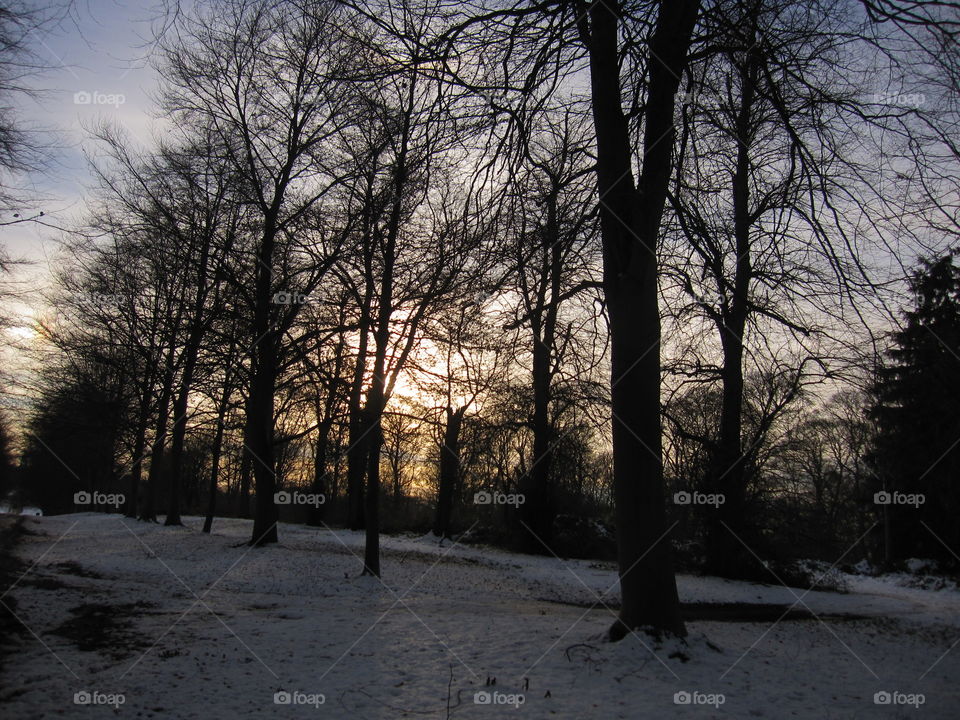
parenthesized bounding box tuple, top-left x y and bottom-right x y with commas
(8, 1, 170, 273)
(1, 1, 171, 398)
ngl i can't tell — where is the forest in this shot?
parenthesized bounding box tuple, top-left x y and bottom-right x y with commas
(1, 0, 959, 717)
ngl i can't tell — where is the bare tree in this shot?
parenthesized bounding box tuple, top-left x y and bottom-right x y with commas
(419, 295, 513, 539)
(160, 0, 357, 544)
(573, 0, 699, 638)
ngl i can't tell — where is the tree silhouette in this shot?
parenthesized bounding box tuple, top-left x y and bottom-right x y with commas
(871, 252, 960, 563)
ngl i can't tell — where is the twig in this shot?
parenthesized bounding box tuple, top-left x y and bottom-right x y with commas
(445, 664, 453, 719)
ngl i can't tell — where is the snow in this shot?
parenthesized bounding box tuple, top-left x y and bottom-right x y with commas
(0, 504, 42, 516)
(906, 558, 937, 574)
(1, 513, 958, 717)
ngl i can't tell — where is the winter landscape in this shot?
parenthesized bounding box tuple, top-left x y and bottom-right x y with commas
(2, 0, 960, 718)
(3, 513, 959, 718)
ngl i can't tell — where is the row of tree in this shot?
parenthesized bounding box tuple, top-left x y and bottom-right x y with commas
(7, 0, 960, 640)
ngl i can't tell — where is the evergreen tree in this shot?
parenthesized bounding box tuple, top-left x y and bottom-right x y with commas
(871, 252, 960, 563)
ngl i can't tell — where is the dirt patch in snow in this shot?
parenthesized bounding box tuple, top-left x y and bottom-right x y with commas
(0, 516, 29, 674)
(49, 601, 158, 660)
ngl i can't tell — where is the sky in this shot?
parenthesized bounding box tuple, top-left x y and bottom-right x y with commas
(1, 1, 167, 403)
(7, 0, 168, 275)
(0, 0, 937, 412)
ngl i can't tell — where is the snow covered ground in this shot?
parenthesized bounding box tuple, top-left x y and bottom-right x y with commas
(0, 504, 43, 516)
(1, 513, 958, 718)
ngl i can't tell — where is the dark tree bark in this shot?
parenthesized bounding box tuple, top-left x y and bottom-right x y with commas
(346, 174, 379, 532)
(346, 329, 371, 530)
(203, 344, 236, 533)
(125, 430, 145, 519)
(164, 353, 195, 526)
(202, 395, 228, 534)
(361, 222, 398, 575)
(433, 405, 465, 539)
(248, 219, 280, 546)
(165, 220, 217, 526)
(705, 35, 757, 577)
(361, 75, 416, 577)
(308, 416, 332, 526)
(125, 380, 153, 518)
(308, 320, 347, 526)
(362, 405, 384, 575)
(238, 447, 252, 518)
(140, 364, 174, 523)
(520, 193, 561, 552)
(580, 0, 699, 639)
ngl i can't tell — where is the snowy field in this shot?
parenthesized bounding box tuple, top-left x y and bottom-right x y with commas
(1, 513, 958, 718)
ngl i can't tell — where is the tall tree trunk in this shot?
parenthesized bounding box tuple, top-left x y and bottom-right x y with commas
(309, 322, 345, 526)
(248, 367, 278, 545)
(140, 368, 174, 523)
(238, 449, 252, 518)
(705, 36, 756, 578)
(125, 400, 150, 519)
(202, 401, 227, 534)
(581, 0, 698, 639)
(706, 330, 748, 573)
(362, 284, 397, 575)
(362, 403, 384, 575)
(248, 223, 279, 546)
(346, 413, 368, 529)
(520, 196, 562, 552)
(166, 226, 213, 527)
(433, 406, 464, 538)
(521, 328, 555, 550)
(361, 73, 414, 576)
(164, 362, 193, 526)
(308, 417, 332, 526)
(346, 301, 372, 530)
(346, 359, 369, 530)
